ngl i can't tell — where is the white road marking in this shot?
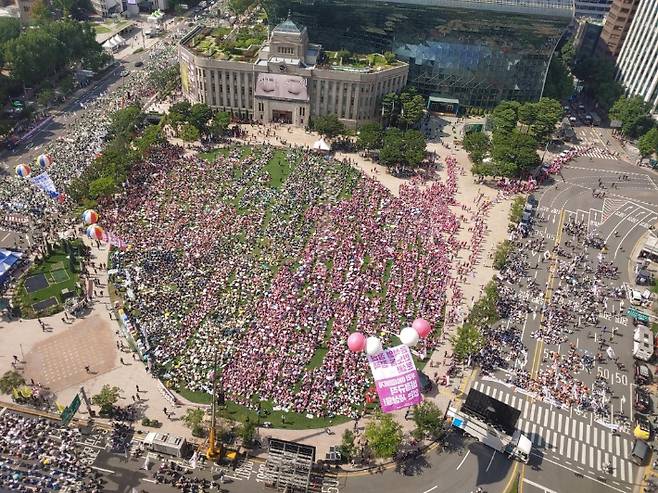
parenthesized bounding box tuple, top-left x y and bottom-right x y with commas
(456, 450, 470, 470)
(423, 486, 438, 493)
(614, 212, 656, 259)
(486, 451, 496, 472)
(523, 478, 557, 493)
(91, 466, 114, 474)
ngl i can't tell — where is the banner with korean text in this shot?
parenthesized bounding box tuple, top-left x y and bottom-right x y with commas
(367, 344, 422, 412)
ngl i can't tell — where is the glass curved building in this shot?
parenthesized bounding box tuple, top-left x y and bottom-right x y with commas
(263, 0, 574, 109)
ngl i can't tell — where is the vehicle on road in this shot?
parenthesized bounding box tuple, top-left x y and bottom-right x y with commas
(635, 363, 653, 385)
(631, 438, 650, 465)
(134, 61, 144, 67)
(446, 390, 532, 463)
(635, 388, 652, 414)
(633, 324, 654, 361)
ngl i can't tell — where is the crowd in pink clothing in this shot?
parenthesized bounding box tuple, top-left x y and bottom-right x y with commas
(102, 143, 465, 417)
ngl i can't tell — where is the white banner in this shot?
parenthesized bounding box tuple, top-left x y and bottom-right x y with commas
(30, 171, 59, 198)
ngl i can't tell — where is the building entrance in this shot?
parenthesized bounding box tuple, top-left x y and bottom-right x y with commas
(272, 109, 293, 124)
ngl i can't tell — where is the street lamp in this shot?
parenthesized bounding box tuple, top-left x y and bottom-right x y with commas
(207, 338, 231, 460)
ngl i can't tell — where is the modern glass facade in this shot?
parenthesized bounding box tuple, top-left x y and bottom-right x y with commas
(263, 0, 573, 108)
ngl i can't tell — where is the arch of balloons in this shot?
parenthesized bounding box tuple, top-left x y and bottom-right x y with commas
(347, 318, 432, 356)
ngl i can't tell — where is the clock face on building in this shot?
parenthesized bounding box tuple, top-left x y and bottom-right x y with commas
(279, 63, 287, 72)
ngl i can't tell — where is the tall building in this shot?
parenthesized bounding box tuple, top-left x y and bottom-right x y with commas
(599, 0, 639, 57)
(573, 18, 604, 60)
(179, 19, 408, 127)
(574, 0, 612, 20)
(90, 0, 122, 17)
(615, 0, 658, 114)
(262, 0, 573, 109)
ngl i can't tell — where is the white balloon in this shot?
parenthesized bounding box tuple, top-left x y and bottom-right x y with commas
(399, 326, 419, 347)
(365, 336, 383, 356)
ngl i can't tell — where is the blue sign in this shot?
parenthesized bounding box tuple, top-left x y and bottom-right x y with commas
(452, 417, 464, 428)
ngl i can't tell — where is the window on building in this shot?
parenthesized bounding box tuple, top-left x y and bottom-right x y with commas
(258, 102, 264, 112)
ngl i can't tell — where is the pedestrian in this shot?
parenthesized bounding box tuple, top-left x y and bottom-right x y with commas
(136, 384, 140, 393)
(85, 366, 90, 373)
(120, 357, 125, 365)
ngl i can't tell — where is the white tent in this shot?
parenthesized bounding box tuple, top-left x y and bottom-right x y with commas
(312, 138, 331, 152)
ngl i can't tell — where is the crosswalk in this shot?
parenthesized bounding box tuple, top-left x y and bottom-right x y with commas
(602, 198, 628, 223)
(472, 380, 636, 486)
(574, 145, 618, 160)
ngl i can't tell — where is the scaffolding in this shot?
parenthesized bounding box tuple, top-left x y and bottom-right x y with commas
(264, 439, 316, 492)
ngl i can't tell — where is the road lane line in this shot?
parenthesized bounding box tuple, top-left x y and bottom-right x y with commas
(456, 450, 470, 470)
(566, 437, 572, 459)
(589, 447, 594, 468)
(423, 486, 438, 493)
(522, 478, 558, 493)
(614, 212, 656, 259)
(486, 451, 496, 472)
(550, 412, 556, 430)
(529, 453, 628, 493)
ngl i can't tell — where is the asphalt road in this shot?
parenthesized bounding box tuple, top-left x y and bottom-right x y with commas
(470, 154, 658, 493)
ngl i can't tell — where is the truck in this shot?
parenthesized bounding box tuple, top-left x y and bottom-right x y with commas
(633, 324, 654, 362)
(446, 389, 532, 463)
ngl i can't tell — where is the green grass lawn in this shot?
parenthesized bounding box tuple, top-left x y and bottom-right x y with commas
(94, 25, 111, 34)
(17, 241, 81, 318)
(176, 386, 351, 429)
(265, 150, 292, 189)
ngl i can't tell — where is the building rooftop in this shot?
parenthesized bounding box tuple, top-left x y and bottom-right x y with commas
(318, 50, 404, 73)
(183, 25, 267, 62)
(255, 73, 309, 101)
(273, 18, 303, 34)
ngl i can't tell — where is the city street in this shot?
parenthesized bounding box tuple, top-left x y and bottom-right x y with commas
(470, 153, 658, 493)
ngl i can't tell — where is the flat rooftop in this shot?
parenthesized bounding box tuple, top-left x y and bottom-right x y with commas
(182, 24, 267, 62)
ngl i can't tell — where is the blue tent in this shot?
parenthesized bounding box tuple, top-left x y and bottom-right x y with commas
(0, 249, 22, 284)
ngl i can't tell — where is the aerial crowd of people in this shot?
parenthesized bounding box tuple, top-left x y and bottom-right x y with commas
(101, 143, 469, 418)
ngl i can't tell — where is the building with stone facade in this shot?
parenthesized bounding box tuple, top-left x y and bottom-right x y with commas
(599, 0, 639, 57)
(178, 19, 408, 127)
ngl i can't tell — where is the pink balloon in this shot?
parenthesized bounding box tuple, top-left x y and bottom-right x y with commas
(347, 332, 367, 353)
(412, 318, 432, 338)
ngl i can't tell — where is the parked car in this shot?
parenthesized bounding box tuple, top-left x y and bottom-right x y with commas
(631, 439, 650, 465)
(635, 388, 652, 414)
(635, 363, 653, 385)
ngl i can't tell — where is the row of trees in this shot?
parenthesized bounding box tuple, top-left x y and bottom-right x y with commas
(68, 104, 164, 205)
(463, 98, 563, 178)
(1, 18, 108, 89)
(450, 282, 500, 361)
(355, 123, 427, 172)
(166, 100, 231, 142)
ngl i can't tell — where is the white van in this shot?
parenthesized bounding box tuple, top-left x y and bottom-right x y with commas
(633, 325, 654, 361)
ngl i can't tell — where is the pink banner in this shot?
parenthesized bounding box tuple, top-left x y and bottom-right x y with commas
(367, 344, 422, 412)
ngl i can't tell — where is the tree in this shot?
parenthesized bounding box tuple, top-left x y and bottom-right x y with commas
(379, 128, 426, 172)
(572, 55, 623, 111)
(637, 128, 658, 157)
(189, 103, 213, 134)
(336, 49, 352, 63)
(411, 401, 445, 440)
(357, 122, 384, 150)
(182, 408, 205, 429)
(37, 88, 56, 107)
(180, 123, 200, 142)
(182, 408, 205, 437)
(364, 413, 403, 459)
(399, 90, 425, 128)
(209, 111, 230, 139)
(543, 56, 574, 101)
(239, 419, 257, 447)
(560, 40, 576, 67)
(313, 114, 345, 139)
(91, 384, 120, 412)
(170, 100, 192, 118)
(383, 51, 396, 64)
(88, 176, 116, 199)
(520, 98, 563, 144)
(492, 107, 518, 134)
(493, 240, 512, 270)
(609, 96, 653, 138)
(108, 105, 142, 138)
(0, 18, 20, 66)
(462, 131, 490, 165)
(451, 322, 484, 361)
(491, 129, 540, 177)
(0, 371, 25, 394)
(339, 429, 356, 462)
(30, 0, 52, 23)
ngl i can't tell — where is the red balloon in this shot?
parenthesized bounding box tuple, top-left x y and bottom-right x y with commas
(347, 332, 367, 352)
(412, 318, 432, 338)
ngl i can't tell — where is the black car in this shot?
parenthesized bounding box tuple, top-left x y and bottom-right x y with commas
(635, 389, 652, 414)
(635, 363, 653, 385)
(134, 61, 144, 68)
